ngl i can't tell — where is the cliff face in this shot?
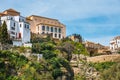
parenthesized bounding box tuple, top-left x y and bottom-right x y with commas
(71, 54, 100, 80)
(71, 54, 120, 80)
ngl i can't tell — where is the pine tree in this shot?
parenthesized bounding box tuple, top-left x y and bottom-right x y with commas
(0, 25, 1, 41)
(0, 21, 9, 44)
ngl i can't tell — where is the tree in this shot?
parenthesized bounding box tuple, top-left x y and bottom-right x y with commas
(62, 42, 74, 61)
(0, 21, 9, 44)
(0, 21, 12, 50)
(0, 26, 1, 50)
(72, 34, 83, 43)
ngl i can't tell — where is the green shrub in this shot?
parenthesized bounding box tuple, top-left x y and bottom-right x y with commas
(89, 62, 116, 72)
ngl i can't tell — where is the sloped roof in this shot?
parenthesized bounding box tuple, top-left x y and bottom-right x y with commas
(28, 15, 58, 21)
(113, 36, 120, 40)
(3, 8, 19, 13)
(0, 13, 6, 16)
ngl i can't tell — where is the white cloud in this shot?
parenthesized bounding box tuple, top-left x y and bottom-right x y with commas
(0, 0, 120, 46)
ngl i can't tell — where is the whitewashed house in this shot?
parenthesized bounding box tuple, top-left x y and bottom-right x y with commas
(0, 9, 30, 46)
(110, 36, 120, 53)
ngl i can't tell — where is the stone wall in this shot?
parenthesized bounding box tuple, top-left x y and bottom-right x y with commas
(87, 54, 120, 63)
(0, 43, 12, 50)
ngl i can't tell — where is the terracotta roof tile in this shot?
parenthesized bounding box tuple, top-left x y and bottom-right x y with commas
(3, 8, 19, 13)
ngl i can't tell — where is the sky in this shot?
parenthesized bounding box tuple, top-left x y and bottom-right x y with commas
(0, 0, 120, 46)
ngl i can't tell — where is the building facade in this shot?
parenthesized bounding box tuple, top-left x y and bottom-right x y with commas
(85, 41, 105, 49)
(85, 41, 109, 55)
(110, 36, 120, 52)
(0, 9, 30, 46)
(27, 15, 66, 39)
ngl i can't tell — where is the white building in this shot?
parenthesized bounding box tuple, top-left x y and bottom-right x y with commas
(110, 36, 120, 52)
(0, 9, 30, 46)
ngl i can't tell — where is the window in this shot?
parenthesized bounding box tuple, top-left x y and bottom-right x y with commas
(55, 34, 57, 37)
(59, 34, 61, 38)
(47, 26, 49, 31)
(11, 31, 15, 35)
(12, 36, 15, 39)
(42, 25, 45, 31)
(25, 24, 26, 28)
(27, 25, 29, 29)
(20, 24, 21, 27)
(11, 27, 15, 30)
(59, 28, 61, 33)
(19, 33, 21, 39)
(55, 28, 57, 32)
(14, 23, 15, 27)
(19, 18, 21, 22)
(51, 27, 53, 32)
(11, 17, 13, 20)
(42, 32, 45, 34)
(22, 19, 24, 22)
(51, 33, 53, 36)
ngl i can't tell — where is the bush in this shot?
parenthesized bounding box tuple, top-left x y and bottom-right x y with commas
(89, 62, 116, 72)
(101, 63, 120, 80)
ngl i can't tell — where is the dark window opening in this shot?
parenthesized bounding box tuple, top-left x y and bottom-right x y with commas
(59, 34, 61, 38)
(51, 27, 53, 32)
(14, 23, 15, 27)
(59, 28, 61, 33)
(11, 31, 15, 35)
(19, 33, 21, 39)
(20, 24, 21, 27)
(55, 34, 57, 37)
(25, 24, 26, 28)
(11, 17, 13, 20)
(42, 25, 45, 31)
(55, 28, 57, 32)
(42, 32, 45, 34)
(11, 27, 15, 30)
(27, 25, 29, 29)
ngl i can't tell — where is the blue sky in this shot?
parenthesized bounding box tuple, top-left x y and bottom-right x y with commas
(0, 0, 120, 46)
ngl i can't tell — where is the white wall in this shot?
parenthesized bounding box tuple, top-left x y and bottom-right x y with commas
(13, 40, 22, 46)
(1, 15, 31, 46)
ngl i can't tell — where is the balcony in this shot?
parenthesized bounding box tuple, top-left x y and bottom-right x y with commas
(11, 31, 15, 35)
(11, 27, 15, 30)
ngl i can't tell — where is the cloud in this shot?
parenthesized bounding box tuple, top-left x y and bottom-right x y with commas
(1, 0, 120, 20)
(0, 0, 120, 46)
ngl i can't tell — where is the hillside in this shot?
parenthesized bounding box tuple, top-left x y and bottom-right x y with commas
(0, 36, 120, 80)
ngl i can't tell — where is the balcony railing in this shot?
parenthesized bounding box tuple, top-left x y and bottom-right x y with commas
(11, 27, 15, 30)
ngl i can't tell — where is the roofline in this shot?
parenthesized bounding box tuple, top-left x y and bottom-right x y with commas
(3, 8, 20, 14)
(28, 15, 58, 21)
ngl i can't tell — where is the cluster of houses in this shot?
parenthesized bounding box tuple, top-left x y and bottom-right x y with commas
(0, 9, 120, 54)
(0, 9, 66, 46)
(110, 36, 120, 53)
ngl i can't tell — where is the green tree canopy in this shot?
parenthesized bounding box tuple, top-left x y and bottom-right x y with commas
(0, 21, 12, 45)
